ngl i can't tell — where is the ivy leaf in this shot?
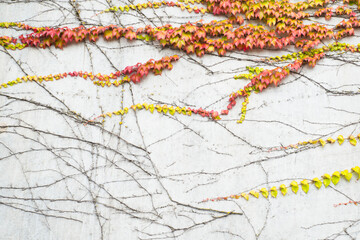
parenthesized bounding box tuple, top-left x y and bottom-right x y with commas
(184, 44, 195, 54)
(241, 193, 249, 201)
(207, 45, 215, 53)
(290, 181, 299, 194)
(175, 39, 186, 49)
(313, 178, 322, 189)
(319, 139, 326, 147)
(148, 104, 155, 113)
(300, 180, 309, 193)
(154, 30, 166, 40)
(54, 39, 65, 49)
(341, 170, 352, 181)
(322, 174, 331, 187)
(349, 135, 357, 146)
(124, 30, 137, 40)
(168, 107, 175, 115)
(331, 171, 340, 185)
(249, 190, 259, 198)
(260, 188, 269, 198)
(104, 29, 113, 40)
(337, 135, 344, 145)
(270, 187, 278, 198)
(352, 166, 360, 179)
(279, 184, 287, 196)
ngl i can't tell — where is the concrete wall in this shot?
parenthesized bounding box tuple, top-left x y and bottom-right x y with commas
(0, 1, 359, 239)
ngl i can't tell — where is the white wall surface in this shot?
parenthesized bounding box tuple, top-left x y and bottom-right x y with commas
(0, 1, 359, 239)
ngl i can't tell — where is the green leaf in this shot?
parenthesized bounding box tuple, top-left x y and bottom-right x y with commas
(279, 184, 287, 196)
(322, 174, 331, 187)
(270, 187, 278, 198)
(341, 170, 352, 181)
(290, 181, 299, 194)
(300, 180, 309, 193)
(260, 188, 269, 198)
(331, 171, 340, 185)
(313, 177, 322, 189)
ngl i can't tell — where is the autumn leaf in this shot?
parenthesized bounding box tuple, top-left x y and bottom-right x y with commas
(349, 135, 357, 146)
(260, 188, 269, 198)
(322, 174, 331, 187)
(124, 30, 137, 40)
(313, 178, 322, 189)
(331, 171, 340, 185)
(300, 180, 309, 193)
(337, 135, 344, 145)
(352, 166, 360, 179)
(341, 170, 352, 181)
(270, 187, 278, 198)
(104, 29, 114, 40)
(290, 181, 299, 194)
(241, 193, 249, 201)
(279, 184, 287, 196)
(249, 190, 259, 198)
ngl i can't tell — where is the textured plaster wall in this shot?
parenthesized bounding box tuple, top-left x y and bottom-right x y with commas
(0, 1, 359, 240)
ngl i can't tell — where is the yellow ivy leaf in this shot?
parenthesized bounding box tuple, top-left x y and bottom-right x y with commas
(156, 105, 162, 113)
(260, 188, 269, 198)
(352, 166, 360, 179)
(279, 184, 287, 196)
(331, 171, 340, 185)
(327, 138, 336, 143)
(300, 180, 309, 193)
(337, 135, 344, 145)
(149, 104, 155, 113)
(319, 139, 326, 147)
(290, 181, 299, 194)
(270, 187, 278, 198)
(322, 174, 331, 187)
(168, 106, 175, 115)
(249, 190, 259, 198)
(241, 193, 249, 201)
(313, 177, 322, 189)
(349, 136, 357, 146)
(341, 170, 352, 181)
(162, 105, 168, 114)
